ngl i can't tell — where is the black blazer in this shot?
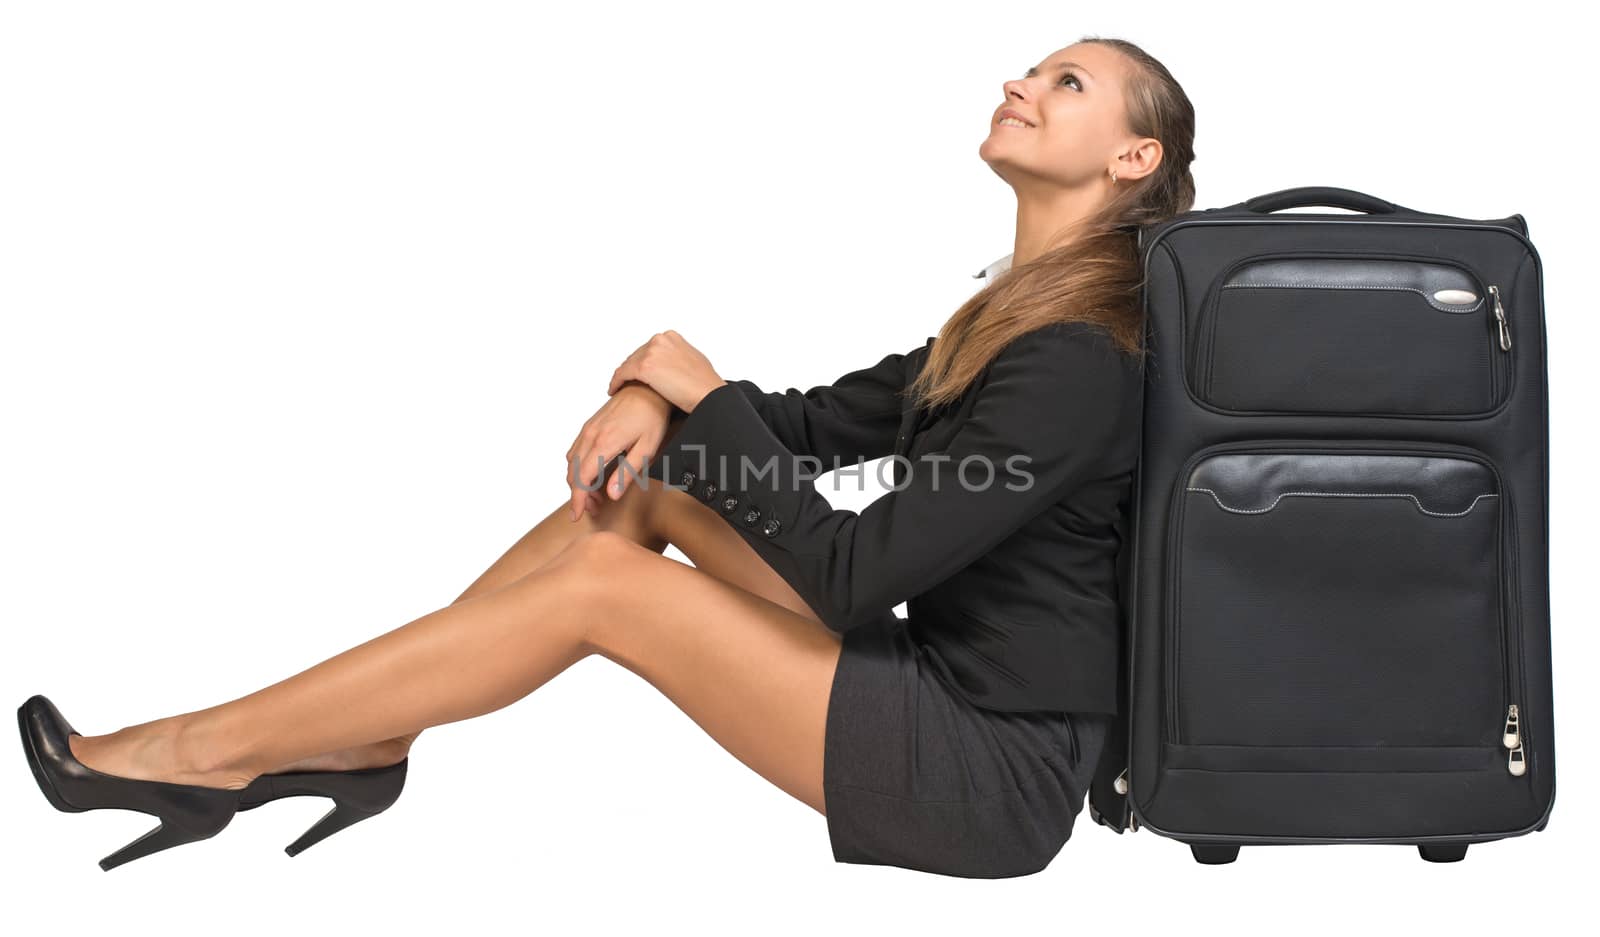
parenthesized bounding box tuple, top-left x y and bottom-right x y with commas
(644, 320, 1145, 714)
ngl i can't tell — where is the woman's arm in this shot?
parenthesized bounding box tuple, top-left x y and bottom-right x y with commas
(643, 321, 1142, 633)
(719, 343, 923, 471)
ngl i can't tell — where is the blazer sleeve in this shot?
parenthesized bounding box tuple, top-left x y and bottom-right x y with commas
(644, 321, 1141, 633)
(717, 343, 924, 469)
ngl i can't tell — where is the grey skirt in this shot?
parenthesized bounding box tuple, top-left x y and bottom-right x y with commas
(822, 612, 1110, 879)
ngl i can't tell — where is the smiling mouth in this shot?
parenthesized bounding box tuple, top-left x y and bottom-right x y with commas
(997, 117, 1033, 129)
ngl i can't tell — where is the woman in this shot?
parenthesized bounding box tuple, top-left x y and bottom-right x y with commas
(19, 35, 1196, 878)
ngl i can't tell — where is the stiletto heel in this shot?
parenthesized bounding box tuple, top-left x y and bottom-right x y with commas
(16, 694, 243, 871)
(286, 800, 379, 856)
(236, 756, 408, 856)
(98, 818, 217, 871)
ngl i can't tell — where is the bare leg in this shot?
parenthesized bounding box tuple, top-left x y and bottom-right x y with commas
(248, 483, 667, 776)
(256, 412, 825, 776)
(69, 528, 843, 813)
(70, 404, 839, 804)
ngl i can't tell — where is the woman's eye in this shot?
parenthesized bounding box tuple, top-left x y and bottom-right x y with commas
(1060, 71, 1082, 91)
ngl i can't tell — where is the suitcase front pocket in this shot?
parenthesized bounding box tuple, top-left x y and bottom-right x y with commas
(1190, 252, 1514, 416)
(1165, 444, 1525, 775)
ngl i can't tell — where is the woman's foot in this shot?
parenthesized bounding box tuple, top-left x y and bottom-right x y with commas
(66, 716, 251, 790)
(66, 721, 414, 789)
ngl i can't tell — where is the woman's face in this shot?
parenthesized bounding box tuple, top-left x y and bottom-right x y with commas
(979, 42, 1137, 192)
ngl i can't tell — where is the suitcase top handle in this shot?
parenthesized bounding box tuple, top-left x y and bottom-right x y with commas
(1220, 186, 1420, 216)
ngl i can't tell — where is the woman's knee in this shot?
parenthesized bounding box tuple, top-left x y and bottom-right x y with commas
(545, 530, 654, 604)
(562, 527, 644, 559)
(584, 471, 673, 553)
(496, 530, 645, 654)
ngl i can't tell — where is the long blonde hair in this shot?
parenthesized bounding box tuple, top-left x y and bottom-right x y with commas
(905, 36, 1197, 412)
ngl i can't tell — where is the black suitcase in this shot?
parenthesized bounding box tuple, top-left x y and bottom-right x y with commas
(1086, 186, 1555, 863)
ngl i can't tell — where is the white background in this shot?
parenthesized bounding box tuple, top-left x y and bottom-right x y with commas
(2, 0, 1590, 932)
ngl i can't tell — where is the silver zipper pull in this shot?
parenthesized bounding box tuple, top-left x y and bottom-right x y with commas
(1489, 285, 1512, 352)
(1110, 766, 1138, 830)
(1503, 704, 1521, 749)
(1508, 739, 1526, 776)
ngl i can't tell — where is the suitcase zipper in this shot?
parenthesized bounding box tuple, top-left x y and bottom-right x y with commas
(1113, 765, 1139, 832)
(1489, 284, 1513, 352)
(1108, 765, 1139, 832)
(1503, 704, 1526, 776)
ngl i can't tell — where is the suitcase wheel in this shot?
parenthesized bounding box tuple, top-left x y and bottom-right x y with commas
(1186, 842, 1240, 864)
(1417, 843, 1469, 863)
(1186, 842, 1472, 863)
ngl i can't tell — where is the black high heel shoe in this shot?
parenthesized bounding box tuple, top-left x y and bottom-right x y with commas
(236, 754, 408, 856)
(17, 694, 244, 871)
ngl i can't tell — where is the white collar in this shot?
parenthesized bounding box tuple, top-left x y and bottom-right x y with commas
(971, 252, 1014, 281)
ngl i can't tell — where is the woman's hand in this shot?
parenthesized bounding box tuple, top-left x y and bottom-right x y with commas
(606, 330, 727, 414)
(565, 381, 675, 522)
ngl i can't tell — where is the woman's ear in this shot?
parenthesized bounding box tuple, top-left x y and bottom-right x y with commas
(1115, 137, 1164, 183)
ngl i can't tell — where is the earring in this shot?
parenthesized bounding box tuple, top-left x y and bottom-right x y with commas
(1109, 169, 1118, 184)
